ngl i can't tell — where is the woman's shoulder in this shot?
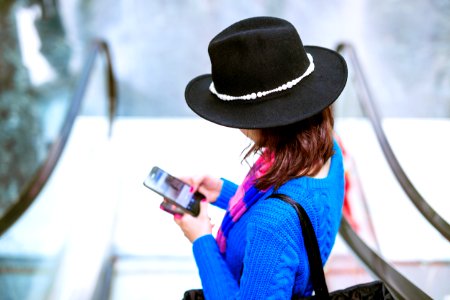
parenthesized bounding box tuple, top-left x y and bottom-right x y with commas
(245, 195, 309, 252)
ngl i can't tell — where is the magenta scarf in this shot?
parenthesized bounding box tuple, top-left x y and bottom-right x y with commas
(216, 153, 273, 254)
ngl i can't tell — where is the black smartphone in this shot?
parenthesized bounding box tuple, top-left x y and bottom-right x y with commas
(143, 166, 202, 216)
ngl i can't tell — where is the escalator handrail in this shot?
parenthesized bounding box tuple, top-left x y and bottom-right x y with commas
(337, 42, 450, 242)
(0, 40, 117, 237)
(339, 217, 432, 300)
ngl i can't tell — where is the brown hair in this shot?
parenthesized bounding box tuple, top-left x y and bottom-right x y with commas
(244, 107, 335, 190)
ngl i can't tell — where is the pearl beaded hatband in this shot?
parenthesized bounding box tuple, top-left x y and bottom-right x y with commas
(209, 53, 315, 101)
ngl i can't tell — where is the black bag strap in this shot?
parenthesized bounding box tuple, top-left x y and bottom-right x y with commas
(270, 193, 330, 299)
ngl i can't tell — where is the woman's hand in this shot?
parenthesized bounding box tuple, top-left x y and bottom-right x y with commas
(181, 175, 223, 203)
(173, 201, 213, 243)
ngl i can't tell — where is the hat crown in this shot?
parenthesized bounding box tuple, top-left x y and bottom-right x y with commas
(208, 17, 309, 97)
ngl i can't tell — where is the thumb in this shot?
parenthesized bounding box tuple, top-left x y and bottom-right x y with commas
(197, 186, 212, 202)
(188, 176, 203, 192)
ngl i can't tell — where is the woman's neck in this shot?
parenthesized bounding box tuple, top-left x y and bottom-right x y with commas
(310, 158, 331, 179)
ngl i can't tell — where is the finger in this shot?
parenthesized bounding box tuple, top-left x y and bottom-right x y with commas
(190, 175, 212, 192)
(199, 199, 209, 217)
(189, 176, 204, 192)
(179, 176, 200, 194)
(197, 185, 209, 197)
(182, 211, 195, 223)
(173, 213, 183, 225)
(179, 176, 195, 186)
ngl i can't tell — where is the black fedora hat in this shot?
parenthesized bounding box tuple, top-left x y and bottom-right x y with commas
(185, 16, 348, 129)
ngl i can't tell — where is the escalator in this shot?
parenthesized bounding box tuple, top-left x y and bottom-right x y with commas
(1, 2, 448, 299)
(334, 43, 449, 299)
(0, 1, 117, 298)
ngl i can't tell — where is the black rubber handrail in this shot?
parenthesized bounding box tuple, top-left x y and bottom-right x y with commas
(335, 43, 435, 299)
(337, 42, 450, 242)
(0, 40, 117, 237)
(339, 217, 432, 300)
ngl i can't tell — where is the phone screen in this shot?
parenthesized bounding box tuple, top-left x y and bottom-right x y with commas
(143, 166, 201, 216)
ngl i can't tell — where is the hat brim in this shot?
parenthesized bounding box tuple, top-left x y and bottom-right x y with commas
(185, 46, 348, 129)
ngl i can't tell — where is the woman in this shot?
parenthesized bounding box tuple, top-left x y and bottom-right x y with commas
(173, 16, 347, 299)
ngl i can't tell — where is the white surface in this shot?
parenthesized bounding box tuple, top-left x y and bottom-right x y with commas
(48, 118, 119, 300)
(111, 258, 201, 300)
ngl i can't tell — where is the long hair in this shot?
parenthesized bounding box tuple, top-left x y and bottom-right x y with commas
(244, 107, 335, 191)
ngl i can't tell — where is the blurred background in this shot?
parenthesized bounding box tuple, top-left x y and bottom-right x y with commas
(0, 0, 449, 299)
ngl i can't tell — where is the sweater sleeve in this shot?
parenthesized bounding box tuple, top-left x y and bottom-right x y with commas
(193, 235, 240, 299)
(212, 178, 238, 210)
(192, 203, 305, 299)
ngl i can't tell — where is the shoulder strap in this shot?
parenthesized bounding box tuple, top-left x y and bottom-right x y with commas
(270, 193, 329, 299)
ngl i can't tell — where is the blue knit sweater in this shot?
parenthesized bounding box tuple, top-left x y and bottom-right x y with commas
(192, 143, 344, 299)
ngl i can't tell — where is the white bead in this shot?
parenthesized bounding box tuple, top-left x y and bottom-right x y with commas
(208, 52, 315, 101)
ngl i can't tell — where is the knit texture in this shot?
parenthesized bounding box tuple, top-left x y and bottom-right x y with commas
(216, 153, 272, 254)
(193, 141, 344, 299)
